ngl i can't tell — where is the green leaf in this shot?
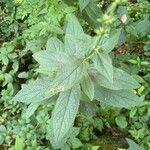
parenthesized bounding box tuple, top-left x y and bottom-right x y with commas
(61, 144, 71, 150)
(91, 68, 140, 90)
(33, 51, 70, 70)
(91, 146, 100, 150)
(15, 136, 24, 150)
(135, 18, 150, 37)
(69, 137, 82, 149)
(81, 73, 94, 100)
(65, 15, 94, 58)
(46, 60, 86, 97)
(84, 2, 102, 28)
(115, 115, 127, 129)
(24, 103, 39, 120)
(46, 37, 64, 52)
(65, 15, 84, 36)
(79, 101, 97, 117)
(94, 85, 143, 108)
(2, 55, 9, 66)
(126, 138, 145, 150)
(65, 34, 94, 58)
(0, 135, 4, 145)
(49, 86, 80, 148)
(93, 52, 113, 82)
(79, 0, 90, 12)
(13, 78, 52, 103)
(100, 29, 121, 53)
(0, 125, 6, 145)
(24, 39, 44, 53)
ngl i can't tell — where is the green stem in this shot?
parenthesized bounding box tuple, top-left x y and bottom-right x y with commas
(83, 35, 101, 62)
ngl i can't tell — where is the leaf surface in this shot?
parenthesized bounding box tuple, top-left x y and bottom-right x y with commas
(93, 52, 113, 82)
(13, 78, 52, 103)
(65, 16, 94, 58)
(126, 138, 145, 150)
(79, 0, 90, 12)
(91, 68, 140, 90)
(33, 51, 70, 69)
(24, 103, 39, 120)
(46, 37, 64, 52)
(81, 73, 94, 100)
(50, 86, 80, 148)
(100, 29, 121, 53)
(45, 59, 86, 97)
(94, 85, 143, 108)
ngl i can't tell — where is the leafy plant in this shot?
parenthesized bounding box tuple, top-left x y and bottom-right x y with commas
(13, 14, 143, 148)
(1, 0, 150, 149)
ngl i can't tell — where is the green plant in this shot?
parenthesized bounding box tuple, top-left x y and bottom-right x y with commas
(1, 0, 150, 149)
(13, 11, 143, 149)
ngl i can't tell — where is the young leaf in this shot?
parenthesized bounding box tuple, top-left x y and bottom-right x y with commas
(115, 115, 128, 129)
(79, 0, 90, 12)
(81, 73, 94, 100)
(24, 103, 39, 120)
(94, 85, 143, 108)
(46, 37, 64, 52)
(126, 138, 145, 150)
(93, 52, 113, 82)
(100, 29, 121, 53)
(13, 78, 52, 103)
(49, 85, 80, 148)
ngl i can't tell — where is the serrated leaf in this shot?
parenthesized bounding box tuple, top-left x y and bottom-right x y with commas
(65, 15, 84, 36)
(46, 60, 86, 97)
(33, 51, 70, 70)
(13, 78, 52, 103)
(50, 85, 80, 148)
(81, 73, 94, 100)
(115, 115, 127, 129)
(126, 138, 145, 150)
(65, 16, 94, 58)
(65, 34, 94, 58)
(100, 29, 121, 53)
(94, 85, 143, 108)
(79, 0, 90, 12)
(93, 52, 113, 82)
(24, 103, 39, 120)
(91, 68, 140, 90)
(46, 37, 64, 52)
